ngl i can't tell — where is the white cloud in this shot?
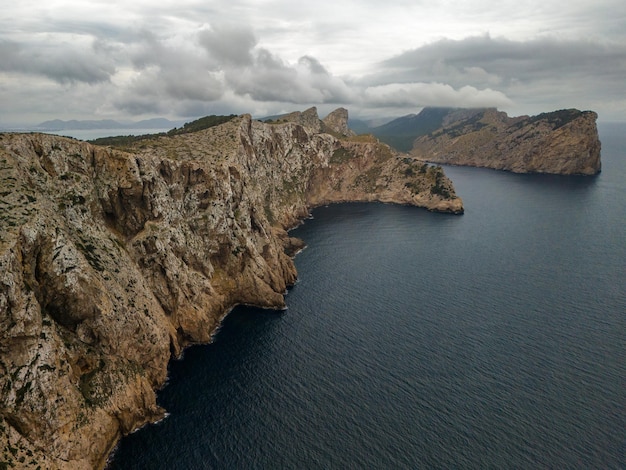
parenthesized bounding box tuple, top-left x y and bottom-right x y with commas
(0, 0, 625, 124)
(0, 38, 115, 84)
(197, 24, 257, 67)
(373, 34, 626, 117)
(362, 82, 513, 109)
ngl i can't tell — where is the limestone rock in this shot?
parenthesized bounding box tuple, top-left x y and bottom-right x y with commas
(411, 108, 601, 175)
(279, 107, 322, 133)
(322, 107, 356, 137)
(0, 108, 462, 468)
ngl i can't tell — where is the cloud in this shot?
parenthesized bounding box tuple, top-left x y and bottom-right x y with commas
(357, 34, 626, 117)
(113, 66, 224, 115)
(298, 56, 328, 75)
(2, 2, 625, 124)
(197, 25, 257, 66)
(362, 82, 513, 109)
(0, 39, 115, 84)
(225, 48, 355, 105)
(0, 18, 353, 119)
(377, 34, 626, 98)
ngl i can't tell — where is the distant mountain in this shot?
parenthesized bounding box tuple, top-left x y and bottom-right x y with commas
(346, 119, 372, 135)
(130, 118, 181, 129)
(36, 119, 123, 130)
(366, 107, 466, 152)
(35, 118, 183, 131)
(88, 114, 238, 146)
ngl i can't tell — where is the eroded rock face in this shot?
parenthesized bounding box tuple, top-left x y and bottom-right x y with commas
(0, 109, 462, 468)
(322, 107, 356, 137)
(411, 108, 601, 175)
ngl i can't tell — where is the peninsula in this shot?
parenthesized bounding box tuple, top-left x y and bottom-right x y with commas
(409, 108, 601, 175)
(0, 108, 462, 469)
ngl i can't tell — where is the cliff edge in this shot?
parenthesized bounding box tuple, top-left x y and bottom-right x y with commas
(0, 108, 462, 469)
(410, 108, 601, 175)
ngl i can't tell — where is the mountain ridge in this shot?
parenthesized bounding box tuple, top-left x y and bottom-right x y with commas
(365, 107, 469, 152)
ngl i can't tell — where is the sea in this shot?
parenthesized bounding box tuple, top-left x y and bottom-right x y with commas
(4, 128, 173, 141)
(107, 122, 625, 469)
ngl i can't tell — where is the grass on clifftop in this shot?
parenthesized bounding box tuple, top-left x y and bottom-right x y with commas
(512, 109, 582, 131)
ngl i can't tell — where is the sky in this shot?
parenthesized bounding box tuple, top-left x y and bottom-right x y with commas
(1, 0, 625, 126)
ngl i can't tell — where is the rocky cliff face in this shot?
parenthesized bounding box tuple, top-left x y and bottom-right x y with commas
(0, 108, 462, 469)
(411, 108, 601, 175)
(321, 107, 356, 137)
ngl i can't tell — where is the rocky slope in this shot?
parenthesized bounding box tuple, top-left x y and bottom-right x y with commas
(0, 108, 462, 469)
(410, 108, 601, 175)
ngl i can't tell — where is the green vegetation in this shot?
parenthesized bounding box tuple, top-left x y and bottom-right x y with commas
(79, 368, 104, 407)
(170, 114, 237, 134)
(330, 147, 355, 164)
(346, 134, 378, 143)
(404, 164, 450, 197)
(354, 166, 382, 192)
(403, 162, 428, 177)
(429, 166, 451, 198)
(88, 114, 237, 148)
(441, 113, 488, 138)
(513, 108, 581, 131)
(76, 239, 105, 272)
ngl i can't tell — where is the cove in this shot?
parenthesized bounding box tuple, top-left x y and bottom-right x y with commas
(108, 123, 626, 469)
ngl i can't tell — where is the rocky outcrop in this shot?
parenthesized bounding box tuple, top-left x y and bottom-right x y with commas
(278, 107, 322, 133)
(411, 108, 601, 175)
(321, 107, 355, 137)
(0, 109, 462, 469)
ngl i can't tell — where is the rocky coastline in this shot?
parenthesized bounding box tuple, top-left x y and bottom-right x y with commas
(410, 108, 601, 175)
(0, 108, 462, 469)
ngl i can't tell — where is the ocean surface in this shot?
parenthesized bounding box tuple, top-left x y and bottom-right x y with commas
(108, 123, 625, 469)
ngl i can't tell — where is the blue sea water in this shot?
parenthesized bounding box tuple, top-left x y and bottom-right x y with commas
(108, 123, 626, 469)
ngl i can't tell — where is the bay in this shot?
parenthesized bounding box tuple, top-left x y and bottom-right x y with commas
(108, 122, 626, 469)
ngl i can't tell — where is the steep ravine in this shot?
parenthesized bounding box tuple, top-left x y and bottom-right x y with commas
(0, 109, 462, 469)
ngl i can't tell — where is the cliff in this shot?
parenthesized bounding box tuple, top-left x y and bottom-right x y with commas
(0, 108, 462, 469)
(410, 108, 601, 175)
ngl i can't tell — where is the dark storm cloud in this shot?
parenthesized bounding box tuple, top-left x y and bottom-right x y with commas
(197, 25, 257, 66)
(378, 35, 626, 91)
(225, 48, 354, 104)
(0, 39, 115, 84)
